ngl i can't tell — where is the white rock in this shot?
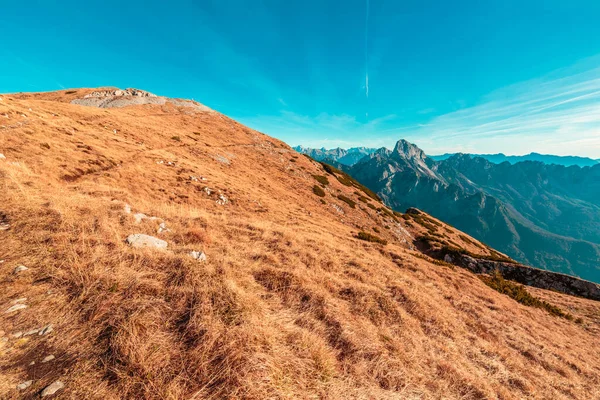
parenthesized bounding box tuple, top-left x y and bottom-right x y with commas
(39, 324, 54, 336)
(5, 304, 27, 313)
(126, 234, 168, 250)
(11, 331, 23, 338)
(42, 355, 55, 363)
(17, 380, 33, 390)
(189, 251, 207, 262)
(157, 222, 170, 234)
(216, 194, 228, 205)
(24, 328, 40, 336)
(203, 187, 212, 195)
(124, 204, 132, 214)
(0, 222, 9, 231)
(11, 298, 27, 304)
(0, 153, 5, 159)
(41, 381, 64, 397)
(14, 265, 28, 273)
(133, 213, 147, 224)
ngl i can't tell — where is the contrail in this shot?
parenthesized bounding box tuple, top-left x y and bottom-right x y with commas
(365, 0, 370, 98)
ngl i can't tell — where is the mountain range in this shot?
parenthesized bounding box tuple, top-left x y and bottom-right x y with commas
(292, 145, 378, 166)
(296, 146, 600, 168)
(298, 141, 600, 283)
(431, 152, 600, 167)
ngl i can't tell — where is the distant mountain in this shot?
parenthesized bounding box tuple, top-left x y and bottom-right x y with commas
(347, 140, 600, 283)
(293, 146, 378, 166)
(430, 152, 600, 167)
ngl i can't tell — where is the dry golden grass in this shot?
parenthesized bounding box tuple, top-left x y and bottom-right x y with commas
(0, 89, 599, 399)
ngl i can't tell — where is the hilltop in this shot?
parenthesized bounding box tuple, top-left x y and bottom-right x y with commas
(1, 89, 599, 399)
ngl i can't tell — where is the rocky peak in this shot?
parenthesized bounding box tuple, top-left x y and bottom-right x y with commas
(393, 139, 428, 161)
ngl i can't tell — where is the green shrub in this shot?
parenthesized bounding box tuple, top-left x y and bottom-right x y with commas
(312, 175, 329, 186)
(312, 185, 326, 197)
(367, 203, 377, 210)
(337, 195, 356, 208)
(356, 231, 387, 245)
(171, 135, 181, 142)
(481, 271, 574, 320)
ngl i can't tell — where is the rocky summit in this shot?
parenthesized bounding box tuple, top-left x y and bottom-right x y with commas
(1, 89, 599, 399)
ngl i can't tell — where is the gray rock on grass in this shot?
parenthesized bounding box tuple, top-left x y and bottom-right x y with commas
(126, 234, 168, 250)
(41, 381, 64, 397)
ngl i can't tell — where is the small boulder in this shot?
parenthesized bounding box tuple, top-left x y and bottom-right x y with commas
(189, 251, 207, 262)
(41, 381, 64, 397)
(157, 222, 170, 234)
(0, 153, 5, 159)
(13, 265, 28, 274)
(5, 304, 27, 313)
(17, 380, 33, 390)
(42, 355, 55, 363)
(39, 324, 54, 336)
(133, 213, 147, 224)
(126, 234, 168, 250)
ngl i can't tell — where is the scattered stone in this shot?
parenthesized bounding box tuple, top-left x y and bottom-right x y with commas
(0, 153, 5, 159)
(11, 331, 23, 338)
(216, 194, 229, 205)
(17, 380, 33, 390)
(189, 175, 199, 182)
(124, 204, 132, 214)
(189, 251, 207, 262)
(5, 304, 27, 313)
(24, 328, 40, 336)
(126, 234, 168, 250)
(14, 265, 28, 274)
(214, 155, 230, 165)
(29, 361, 35, 366)
(0, 222, 9, 231)
(157, 222, 170, 234)
(11, 298, 27, 304)
(39, 324, 54, 336)
(133, 213, 147, 224)
(0, 259, 4, 263)
(42, 355, 55, 363)
(203, 187, 212, 195)
(41, 381, 64, 397)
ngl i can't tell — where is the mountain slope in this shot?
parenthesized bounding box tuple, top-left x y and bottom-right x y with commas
(348, 141, 600, 283)
(1, 89, 599, 399)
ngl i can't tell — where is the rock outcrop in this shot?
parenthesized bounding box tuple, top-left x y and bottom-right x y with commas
(444, 253, 600, 301)
(70, 87, 213, 111)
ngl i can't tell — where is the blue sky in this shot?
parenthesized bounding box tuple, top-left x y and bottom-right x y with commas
(2, 1, 600, 157)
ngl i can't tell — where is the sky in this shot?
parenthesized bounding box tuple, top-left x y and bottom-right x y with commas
(2, 1, 600, 158)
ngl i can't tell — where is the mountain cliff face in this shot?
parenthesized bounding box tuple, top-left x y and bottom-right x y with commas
(348, 141, 600, 283)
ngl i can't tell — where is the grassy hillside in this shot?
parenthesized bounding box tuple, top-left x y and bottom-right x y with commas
(1, 89, 599, 399)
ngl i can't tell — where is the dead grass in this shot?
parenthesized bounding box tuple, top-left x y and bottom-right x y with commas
(0, 90, 599, 399)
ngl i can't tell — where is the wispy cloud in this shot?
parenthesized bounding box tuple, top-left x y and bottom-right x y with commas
(403, 57, 600, 157)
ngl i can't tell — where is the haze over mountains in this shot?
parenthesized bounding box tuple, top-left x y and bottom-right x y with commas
(297, 141, 600, 283)
(431, 152, 600, 167)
